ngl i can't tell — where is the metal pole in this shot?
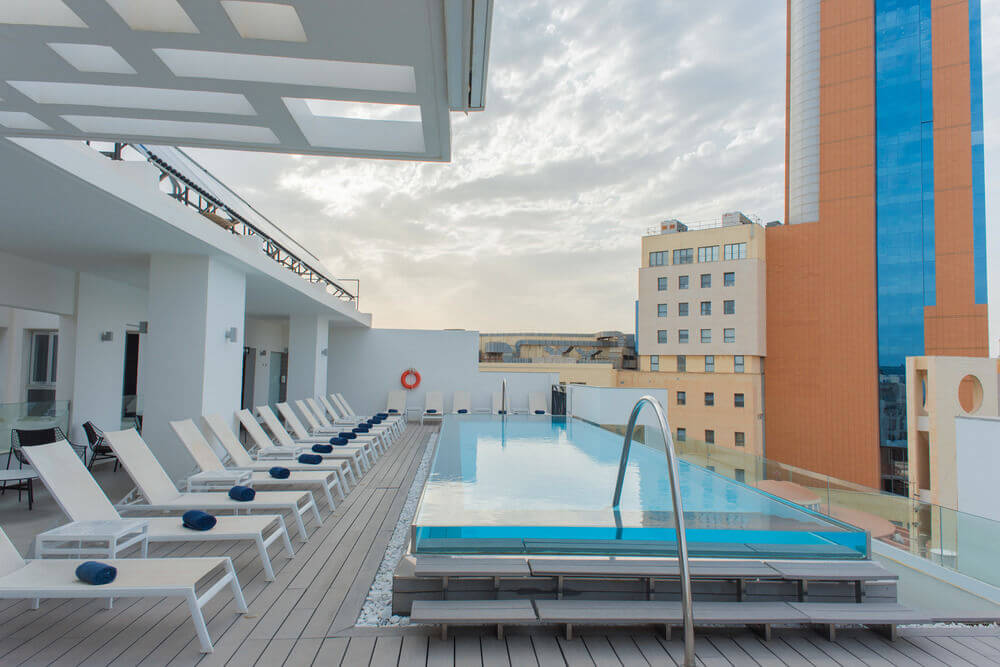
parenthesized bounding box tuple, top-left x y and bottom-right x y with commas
(611, 396, 695, 667)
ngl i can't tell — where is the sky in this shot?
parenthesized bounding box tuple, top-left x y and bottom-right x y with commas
(188, 0, 1000, 350)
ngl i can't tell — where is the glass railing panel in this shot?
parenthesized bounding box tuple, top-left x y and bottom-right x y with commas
(0, 400, 71, 459)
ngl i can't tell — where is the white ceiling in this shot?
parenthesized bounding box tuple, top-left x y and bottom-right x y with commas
(0, 0, 493, 160)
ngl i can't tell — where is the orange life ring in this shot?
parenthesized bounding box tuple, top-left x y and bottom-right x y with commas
(400, 368, 421, 390)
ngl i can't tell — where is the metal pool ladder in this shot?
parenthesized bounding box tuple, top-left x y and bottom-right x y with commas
(612, 395, 695, 667)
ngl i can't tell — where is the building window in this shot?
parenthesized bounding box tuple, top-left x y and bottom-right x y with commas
(29, 331, 59, 386)
(705, 429, 715, 444)
(649, 251, 668, 266)
(734, 393, 745, 407)
(698, 245, 719, 262)
(735, 432, 746, 447)
(678, 302, 689, 316)
(723, 272, 735, 287)
(735, 468, 746, 483)
(724, 300, 735, 314)
(724, 242, 747, 260)
(700, 301, 712, 316)
(657, 276, 668, 290)
(678, 275, 690, 289)
(700, 329, 711, 344)
(676, 428, 686, 442)
(677, 391, 686, 405)
(657, 330, 668, 343)
(700, 274, 711, 288)
(678, 329, 689, 344)
(704, 355, 714, 372)
(734, 355, 745, 373)
(707, 465, 715, 472)
(704, 392, 714, 406)
(650, 355, 659, 371)
(677, 355, 686, 372)
(657, 303, 668, 317)
(673, 248, 693, 264)
(724, 328, 735, 343)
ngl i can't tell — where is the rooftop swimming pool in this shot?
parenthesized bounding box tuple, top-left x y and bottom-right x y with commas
(412, 415, 869, 558)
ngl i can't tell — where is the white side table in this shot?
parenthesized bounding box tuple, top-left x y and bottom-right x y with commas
(186, 470, 253, 492)
(256, 446, 306, 460)
(0, 468, 40, 509)
(35, 519, 150, 559)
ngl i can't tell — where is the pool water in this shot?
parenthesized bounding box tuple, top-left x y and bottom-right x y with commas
(411, 415, 868, 558)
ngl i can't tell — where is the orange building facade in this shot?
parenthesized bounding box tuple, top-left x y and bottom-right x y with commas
(766, 0, 987, 491)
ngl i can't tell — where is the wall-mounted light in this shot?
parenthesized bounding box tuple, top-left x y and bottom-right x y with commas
(224, 327, 238, 343)
(259, 349, 267, 357)
(99, 331, 113, 342)
(126, 321, 149, 334)
(321, 348, 328, 357)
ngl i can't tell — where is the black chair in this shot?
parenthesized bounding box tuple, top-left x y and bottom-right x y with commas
(5, 427, 85, 509)
(82, 421, 119, 471)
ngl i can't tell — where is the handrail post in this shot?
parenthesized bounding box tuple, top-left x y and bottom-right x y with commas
(611, 396, 695, 667)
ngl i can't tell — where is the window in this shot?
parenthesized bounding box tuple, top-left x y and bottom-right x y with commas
(678, 329, 689, 344)
(678, 275, 689, 289)
(700, 301, 712, 316)
(29, 331, 58, 385)
(676, 428, 686, 442)
(650, 355, 659, 371)
(705, 429, 715, 444)
(704, 355, 714, 372)
(734, 355, 745, 373)
(672, 248, 693, 264)
(700, 274, 711, 288)
(678, 302, 689, 316)
(704, 392, 714, 406)
(657, 303, 668, 317)
(735, 432, 746, 447)
(724, 328, 735, 343)
(657, 276, 668, 291)
(735, 468, 746, 483)
(734, 393, 745, 407)
(657, 330, 668, 343)
(677, 355, 686, 372)
(724, 300, 735, 314)
(700, 329, 711, 343)
(677, 391, 686, 405)
(649, 251, 668, 266)
(707, 465, 715, 472)
(697, 245, 719, 262)
(724, 242, 747, 260)
(723, 272, 735, 287)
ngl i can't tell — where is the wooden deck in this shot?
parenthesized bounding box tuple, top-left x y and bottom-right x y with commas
(0, 423, 998, 666)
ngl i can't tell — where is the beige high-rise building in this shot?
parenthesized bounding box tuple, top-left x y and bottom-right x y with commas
(625, 214, 767, 455)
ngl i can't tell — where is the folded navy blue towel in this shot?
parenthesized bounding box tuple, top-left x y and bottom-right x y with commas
(388, 409, 398, 414)
(376, 413, 389, 418)
(76, 561, 117, 585)
(228, 485, 256, 502)
(182, 509, 217, 531)
(339, 431, 357, 440)
(353, 426, 370, 433)
(365, 418, 376, 425)
(535, 410, 546, 415)
(312, 443, 333, 453)
(298, 453, 322, 464)
(498, 410, 507, 415)
(329, 436, 348, 446)
(269, 466, 290, 479)
(425, 409, 438, 414)
(457, 409, 468, 414)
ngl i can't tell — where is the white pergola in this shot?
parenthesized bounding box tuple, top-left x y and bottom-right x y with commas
(0, 0, 492, 160)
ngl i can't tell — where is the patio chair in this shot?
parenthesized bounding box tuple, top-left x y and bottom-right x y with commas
(251, 407, 370, 476)
(170, 419, 343, 510)
(422, 392, 444, 425)
(280, 401, 385, 454)
(385, 391, 408, 420)
(23, 441, 294, 581)
(330, 394, 404, 439)
(336, 393, 405, 430)
(452, 391, 471, 414)
(0, 524, 246, 653)
(528, 392, 550, 416)
(271, 404, 381, 461)
(6, 427, 87, 509)
(104, 429, 321, 541)
(82, 421, 120, 471)
(306, 398, 395, 446)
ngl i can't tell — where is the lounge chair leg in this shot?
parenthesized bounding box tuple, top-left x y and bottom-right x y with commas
(321, 483, 335, 511)
(307, 495, 322, 524)
(664, 624, 672, 641)
(497, 624, 504, 641)
(868, 624, 898, 641)
(256, 535, 276, 581)
(105, 597, 114, 610)
(440, 624, 448, 641)
(565, 623, 573, 641)
(812, 623, 836, 642)
(748, 624, 771, 642)
(276, 516, 295, 557)
(31, 598, 39, 610)
(292, 506, 309, 541)
(226, 559, 248, 613)
(187, 591, 214, 653)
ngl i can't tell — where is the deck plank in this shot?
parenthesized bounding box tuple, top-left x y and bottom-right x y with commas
(398, 635, 429, 667)
(727, 631, 785, 666)
(556, 637, 595, 667)
(282, 637, 323, 667)
(342, 636, 378, 666)
(581, 635, 622, 667)
(371, 636, 404, 667)
(455, 634, 483, 667)
(504, 635, 537, 667)
(426, 637, 455, 667)
(605, 634, 648, 666)
(481, 636, 510, 667)
(530, 635, 567, 667)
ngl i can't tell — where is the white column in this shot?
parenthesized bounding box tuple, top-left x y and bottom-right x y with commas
(287, 314, 329, 402)
(142, 255, 246, 478)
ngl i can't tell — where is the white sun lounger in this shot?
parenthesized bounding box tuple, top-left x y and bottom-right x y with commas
(304, 399, 394, 450)
(492, 392, 510, 415)
(529, 392, 550, 415)
(385, 391, 408, 421)
(273, 403, 381, 460)
(452, 391, 472, 414)
(261, 405, 375, 468)
(314, 397, 397, 441)
(238, 409, 366, 478)
(0, 525, 246, 652)
(23, 441, 293, 581)
(105, 429, 320, 541)
(334, 393, 405, 436)
(203, 413, 356, 491)
(422, 392, 444, 425)
(170, 419, 343, 511)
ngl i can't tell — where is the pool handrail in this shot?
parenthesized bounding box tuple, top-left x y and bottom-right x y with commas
(612, 395, 694, 667)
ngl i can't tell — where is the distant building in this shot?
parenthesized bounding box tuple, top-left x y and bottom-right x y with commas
(478, 331, 636, 369)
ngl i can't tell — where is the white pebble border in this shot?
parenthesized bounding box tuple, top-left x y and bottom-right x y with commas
(355, 431, 438, 627)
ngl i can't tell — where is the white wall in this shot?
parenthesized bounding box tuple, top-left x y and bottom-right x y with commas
(568, 385, 671, 428)
(955, 415, 1000, 522)
(0, 251, 76, 316)
(287, 314, 329, 403)
(327, 328, 558, 416)
(245, 317, 288, 407)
